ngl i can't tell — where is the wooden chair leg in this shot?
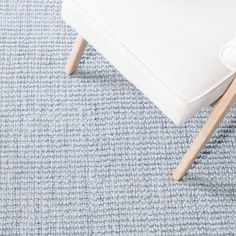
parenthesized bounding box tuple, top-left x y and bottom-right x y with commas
(172, 76, 236, 181)
(65, 34, 87, 75)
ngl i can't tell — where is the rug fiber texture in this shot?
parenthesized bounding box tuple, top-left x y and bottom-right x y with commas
(0, 1, 236, 235)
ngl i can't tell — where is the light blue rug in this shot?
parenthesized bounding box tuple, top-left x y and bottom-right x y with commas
(1, 1, 236, 235)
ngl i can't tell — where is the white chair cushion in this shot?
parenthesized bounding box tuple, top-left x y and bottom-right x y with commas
(220, 37, 236, 71)
(62, 0, 236, 125)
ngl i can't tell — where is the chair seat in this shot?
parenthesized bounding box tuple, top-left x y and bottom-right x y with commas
(62, 0, 236, 125)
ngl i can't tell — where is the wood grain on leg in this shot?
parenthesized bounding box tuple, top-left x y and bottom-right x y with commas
(172, 76, 236, 181)
(65, 35, 87, 75)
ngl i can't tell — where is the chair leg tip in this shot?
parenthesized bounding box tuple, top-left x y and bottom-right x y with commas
(64, 68, 75, 76)
(171, 171, 182, 182)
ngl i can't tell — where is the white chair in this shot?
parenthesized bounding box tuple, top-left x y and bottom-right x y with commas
(61, 0, 236, 180)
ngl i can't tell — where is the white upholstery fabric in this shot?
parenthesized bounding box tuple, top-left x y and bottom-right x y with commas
(61, 0, 236, 125)
(220, 37, 236, 71)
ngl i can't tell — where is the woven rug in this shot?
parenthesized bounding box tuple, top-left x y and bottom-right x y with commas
(1, 1, 236, 235)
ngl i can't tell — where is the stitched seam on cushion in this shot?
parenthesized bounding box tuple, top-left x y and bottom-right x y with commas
(71, 0, 234, 105)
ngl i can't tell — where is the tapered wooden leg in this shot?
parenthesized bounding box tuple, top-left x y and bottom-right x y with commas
(65, 34, 87, 75)
(172, 76, 236, 181)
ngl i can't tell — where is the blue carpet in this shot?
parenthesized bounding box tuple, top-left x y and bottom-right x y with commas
(1, 0, 236, 235)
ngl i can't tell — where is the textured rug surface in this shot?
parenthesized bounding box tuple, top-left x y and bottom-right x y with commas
(1, 1, 236, 235)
